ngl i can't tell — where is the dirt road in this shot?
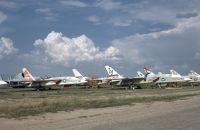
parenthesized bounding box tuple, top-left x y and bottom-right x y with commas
(1, 96, 200, 130)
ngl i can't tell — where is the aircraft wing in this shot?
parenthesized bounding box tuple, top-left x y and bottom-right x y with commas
(30, 79, 62, 86)
(8, 79, 61, 87)
(138, 77, 160, 84)
(117, 77, 145, 86)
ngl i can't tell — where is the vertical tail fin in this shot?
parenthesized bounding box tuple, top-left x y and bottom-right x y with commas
(105, 65, 121, 77)
(170, 69, 181, 76)
(72, 69, 83, 78)
(144, 67, 152, 73)
(13, 73, 24, 81)
(137, 71, 144, 78)
(189, 70, 199, 76)
(143, 67, 155, 77)
(22, 68, 35, 81)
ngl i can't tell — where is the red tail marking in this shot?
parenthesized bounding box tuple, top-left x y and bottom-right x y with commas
(23, 68, 33, 81)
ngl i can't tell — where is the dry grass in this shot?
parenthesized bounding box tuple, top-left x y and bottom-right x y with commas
(0, 87, 200, 118)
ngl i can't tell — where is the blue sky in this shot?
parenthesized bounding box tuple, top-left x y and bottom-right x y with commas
(0, 0, 200, 77)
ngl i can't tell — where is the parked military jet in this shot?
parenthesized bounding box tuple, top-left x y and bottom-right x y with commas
(187, 70, 200, 86)
(104, 65, 144, 89)
(22, 68, 62, 90)
(143, 68, 186, 88)
(48, 69, 88, 87)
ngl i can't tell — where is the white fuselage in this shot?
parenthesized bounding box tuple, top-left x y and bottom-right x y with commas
(187, 75, 200, 83)
(49, 76, 87, 86)
(0, 80, 7, 87)
(145, 73, 186, 84)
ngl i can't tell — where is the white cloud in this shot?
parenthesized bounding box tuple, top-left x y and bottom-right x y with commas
(35, 8, 57, 21)
(92, 0, 200, 28)
(86, 15, 100, 24)
(33, 31, 120, 66)
(176, 12, 198, 19)
(95, 0, 122, 11)
(0, 11, 7, 24)
(0, 1, 18, 9)
(35, 8, 51, 14)
(126, 6, 177, 24)
(110, 17, 200, 72)
(0, 37, 18, 59)
(108, 17, 132, 27)
(61, 0, 89, 8)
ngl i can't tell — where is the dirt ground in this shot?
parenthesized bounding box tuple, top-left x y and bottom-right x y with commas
(0, 95, 200, 130)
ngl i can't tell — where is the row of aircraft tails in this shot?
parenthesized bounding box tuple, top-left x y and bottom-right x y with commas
(0, 65, 200, 90)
